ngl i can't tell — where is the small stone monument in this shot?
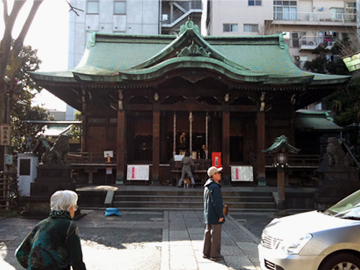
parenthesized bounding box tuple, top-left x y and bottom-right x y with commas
(316, 137, 360, 210)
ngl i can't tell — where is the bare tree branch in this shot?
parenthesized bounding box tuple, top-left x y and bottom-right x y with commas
(0, 0, 26, 78)
(65, 0, 84, 16)
(2, 0, 9, 23)
(13, 0, 44, 55)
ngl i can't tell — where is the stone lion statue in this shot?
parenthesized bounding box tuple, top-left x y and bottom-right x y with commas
(326, 137, 353, 167)
(41, 135, 70, 165)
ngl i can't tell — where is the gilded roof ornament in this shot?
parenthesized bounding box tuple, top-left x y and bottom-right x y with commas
(179, 20, 200, 35)
(177, 44, 210, 57)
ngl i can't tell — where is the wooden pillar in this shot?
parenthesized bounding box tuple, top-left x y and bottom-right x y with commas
(205, 112, 209, 159)
(222, 95, 230, 185)
(116, 90, 126, 184)
(173, 112, 176, 156)
(81, 87, 87, 152)
(277, 167, 285, 210)
(152, 93, 160, 185)
(257, 111, 266, 186)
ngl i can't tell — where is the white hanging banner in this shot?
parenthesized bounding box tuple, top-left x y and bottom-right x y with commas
(127, 165, 150, 180)
(231, 166, 253, 182)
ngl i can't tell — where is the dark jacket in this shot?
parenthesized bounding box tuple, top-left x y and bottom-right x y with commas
(15, 210, 86, 270)
(204, 178, 225, 225)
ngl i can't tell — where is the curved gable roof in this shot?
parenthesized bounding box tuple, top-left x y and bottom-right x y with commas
(30, 21, 349, 86)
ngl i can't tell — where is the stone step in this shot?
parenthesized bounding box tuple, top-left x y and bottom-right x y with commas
(114, 195, 274, 203)
(114, 190, 273, 197)
(112, 207, 276, 212)
(112, 200, 276, 209)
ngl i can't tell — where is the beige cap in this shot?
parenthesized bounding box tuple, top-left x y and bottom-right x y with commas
(207, 166, 223, 177)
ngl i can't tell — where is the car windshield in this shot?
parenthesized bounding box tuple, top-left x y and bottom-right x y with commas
(323, 189, 360, 219)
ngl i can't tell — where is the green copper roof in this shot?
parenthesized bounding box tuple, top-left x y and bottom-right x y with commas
(262, 135, 301, 154)
(294, 110, 342, 131)
(30, 21, 350, 86)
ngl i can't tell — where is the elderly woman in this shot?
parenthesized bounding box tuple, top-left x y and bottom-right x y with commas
(15, 190, 86, 270)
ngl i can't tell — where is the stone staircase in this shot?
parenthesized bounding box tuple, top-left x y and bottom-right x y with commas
(109, 189, 276, 212)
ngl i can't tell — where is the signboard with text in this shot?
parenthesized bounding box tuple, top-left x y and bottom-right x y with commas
(127, 165, 150, 180)
(231, 166, 253, 182)
(0, 124, 11, 146)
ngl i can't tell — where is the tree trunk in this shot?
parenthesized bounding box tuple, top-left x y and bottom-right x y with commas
(0, 83, 5, 171)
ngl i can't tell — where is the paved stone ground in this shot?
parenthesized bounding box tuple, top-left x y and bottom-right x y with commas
(0, 210, 274, 270)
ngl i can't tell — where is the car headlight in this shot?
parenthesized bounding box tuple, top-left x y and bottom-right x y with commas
(279, 233, 312, 255)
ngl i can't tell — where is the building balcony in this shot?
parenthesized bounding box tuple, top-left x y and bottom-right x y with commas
(272, 11, 356, 26)
(298, 36, 337, 51)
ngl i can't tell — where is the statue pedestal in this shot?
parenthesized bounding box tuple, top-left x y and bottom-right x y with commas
(30, 165, 75, 196)
(316, 167, 360, 210)
(23, 165, 76, 217)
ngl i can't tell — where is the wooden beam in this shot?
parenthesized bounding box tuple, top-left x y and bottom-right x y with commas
(125, 104, 257, 112)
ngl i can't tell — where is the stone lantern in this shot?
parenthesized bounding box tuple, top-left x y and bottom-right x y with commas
(263, 135, 300, 212)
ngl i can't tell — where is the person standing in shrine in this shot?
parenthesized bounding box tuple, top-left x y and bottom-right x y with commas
(177, 150, 196, 187)
(203, 166, 225, 261)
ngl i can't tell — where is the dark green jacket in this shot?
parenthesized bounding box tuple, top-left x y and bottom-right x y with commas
(203, 179, 225, 225)
(15, 210, 86, 270)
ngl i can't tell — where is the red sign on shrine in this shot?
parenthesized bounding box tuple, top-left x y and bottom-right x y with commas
(212, 152, 222, 168)
(0, 124, 11, 146)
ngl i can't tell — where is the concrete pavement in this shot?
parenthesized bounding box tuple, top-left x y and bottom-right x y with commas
(0, 210, 276, 270)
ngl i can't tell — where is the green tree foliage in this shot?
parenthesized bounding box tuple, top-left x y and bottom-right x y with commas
(305, 37, 360, 159)
(10, 43, 51, 154)
(70, 111, 82, 141)
(303, 42, 349, 75)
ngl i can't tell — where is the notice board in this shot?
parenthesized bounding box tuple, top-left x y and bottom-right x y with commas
(231, 166, 253, 182)
(127, 165, 150, 181)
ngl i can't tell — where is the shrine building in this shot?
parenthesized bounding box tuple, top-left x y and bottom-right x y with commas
(30, 21, 350, 186)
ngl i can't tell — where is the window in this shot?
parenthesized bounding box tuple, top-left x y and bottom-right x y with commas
(345, 3, 356, 21)
(248, 0, 262, 6)
(292, 32, 299, 47)
(87, 1, 99, 14)
(223, 24, 238, 32)
(114, 1, 126, 14)
(243, 24, 258, 32)
(273, 1, 297, 20)
(330, 8, 345, 20)
(19, 159, 31, 176)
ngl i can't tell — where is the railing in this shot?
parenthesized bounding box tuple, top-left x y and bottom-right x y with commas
(68, 152, 116, 163)
(273, 11, 356, 23)
(265, 154, 321, 168)
(299, 35, 337, 47)
(0, 172, 20, 210)
(162, 0, 202, 25)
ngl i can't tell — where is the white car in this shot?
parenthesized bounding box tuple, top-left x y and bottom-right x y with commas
(258, 189, 360, 270)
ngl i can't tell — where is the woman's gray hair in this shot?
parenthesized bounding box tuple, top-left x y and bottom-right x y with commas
(50, 190, 78, 211)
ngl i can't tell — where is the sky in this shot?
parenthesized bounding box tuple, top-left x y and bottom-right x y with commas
(1, 0, 71, 111)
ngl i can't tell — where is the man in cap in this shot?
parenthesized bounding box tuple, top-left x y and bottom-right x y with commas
(202, 166, 225, 261)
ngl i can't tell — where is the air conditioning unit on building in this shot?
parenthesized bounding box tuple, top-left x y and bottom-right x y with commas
(162, 14, 168, 21)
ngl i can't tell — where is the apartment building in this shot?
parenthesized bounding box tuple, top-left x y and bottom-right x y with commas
(68, 0, 202, 68)
(66, 0, 202, 118)
(202, 0, 357, 65)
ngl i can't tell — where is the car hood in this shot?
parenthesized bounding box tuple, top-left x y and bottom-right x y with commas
(264, 211, 360, 239)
